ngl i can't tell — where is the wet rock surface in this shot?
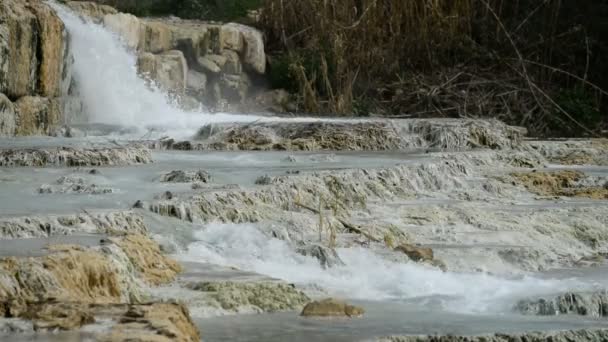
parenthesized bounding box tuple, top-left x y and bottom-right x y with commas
(0, 145, 152, 167)
(1, 119, 608, 341)
(378, 329, 608, 342)
(148, 118, 524, 152)
(301, 298, 365, 317)
(186, 281, 310, 314)
(160, 169, 211, 183)
(516, 290, 608, 317)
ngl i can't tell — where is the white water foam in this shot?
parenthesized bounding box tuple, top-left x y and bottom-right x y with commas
(180, 223, 594, 314)
(50, 3, 262, 137)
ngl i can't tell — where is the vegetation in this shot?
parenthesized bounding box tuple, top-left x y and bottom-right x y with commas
(261, 0, 607, 137)
(94, 0, 262, 21)
(89, 0, 606, 136)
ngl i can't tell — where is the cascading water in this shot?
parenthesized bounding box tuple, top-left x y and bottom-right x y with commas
(180, 223, 597, 314)
(49, 2, 260, 137)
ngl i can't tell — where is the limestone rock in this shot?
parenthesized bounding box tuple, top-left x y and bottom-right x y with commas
(14, 96, 61, 136)
(22, 301, 95, 331)
(220, 24, 244, 51)
(137, 50, 187, 94)
(516, 290, 608, 317)
(394, 244, 434, 262)
(197, 55, 222, 74)
(187, 69, 207, 94)
(378, 329, 608, 342)
(297, 244, 345, 269)
(187, 281, 310, 313)
(0, 145, 152, 167)
(219, 73, 251, 103)
(112, 234, 182, 285)
(221, 23, 266, 74)
(99, 302, 200, 342)
(0, 93, 15, 136)
(140, 21, 172, 53)
(103, 12, 142, 50)
(66, 1, 118, 21)
(160, 170, 211, 183)
(221, 50, 242, 75)
(0, 0, 66, 99)
(301, 298, 364, 317)
(0, 211, 146, 239)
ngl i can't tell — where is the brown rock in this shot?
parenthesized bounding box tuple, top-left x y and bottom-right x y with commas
(0, 0, 66, 98)
(112, 234, 183, 285)
(100, 302, 200, 342)
(22, 301, 95, 331)
(510, 170, 608, 199)
(0, 93, 16, 136)
(301, 298, 364, 317)
(394, 243, 434, 262)
(14, 96, 61, 135)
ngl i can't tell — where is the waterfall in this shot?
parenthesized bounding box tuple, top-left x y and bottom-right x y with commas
(49, 3, 258, 137)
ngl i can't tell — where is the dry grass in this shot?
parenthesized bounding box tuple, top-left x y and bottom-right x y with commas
(261, 0, 607, 136)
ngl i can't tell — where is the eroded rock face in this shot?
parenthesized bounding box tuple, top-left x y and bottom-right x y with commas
(301, 298, 364, 317)
(0, 145, 152, 167)
(14, 96, 61, 136)
(516, 291, 608, 317)
(137, 50, 188, 94)
(0, 0, 71, 136)
(0, 0, 66, 98)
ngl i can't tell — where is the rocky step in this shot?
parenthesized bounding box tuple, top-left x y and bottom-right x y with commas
(147, 118, 525, 152)
(0, 145, 152, 167)
(0, 210, 146, 239)
(378, 329, 608, 342)
(516, 290, 608, 317)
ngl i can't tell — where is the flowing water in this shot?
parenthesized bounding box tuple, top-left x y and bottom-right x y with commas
(1, 3, 606, 342)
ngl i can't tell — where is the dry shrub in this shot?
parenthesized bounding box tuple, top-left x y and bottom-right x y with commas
(261, 0, 607, 137)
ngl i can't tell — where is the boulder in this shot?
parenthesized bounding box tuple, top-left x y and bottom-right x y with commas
(221, 23, 266, 74)
(0, 93, 16, 136)
(394, 243, 434, 262)
(103, 13, 142, 50)
(301, 298, 364, 317)
(14, 96, 61, 136)
(137, 50, 187, 94)
(297, 244, 345, 269)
